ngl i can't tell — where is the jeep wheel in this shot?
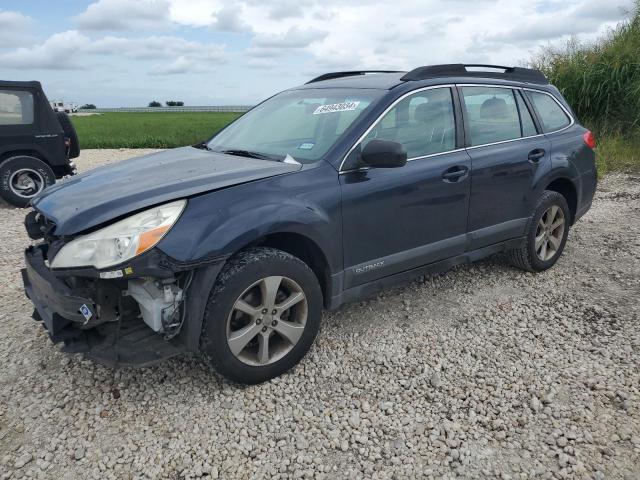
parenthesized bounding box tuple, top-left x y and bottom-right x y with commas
(507, 190, 570, 272)
(0, 156, 55, 208)
(200, 247, 322, 384)
(56, 111, 80, 159)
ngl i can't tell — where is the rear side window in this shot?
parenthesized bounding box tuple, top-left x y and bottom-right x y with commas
(516, 91, 537, 137)
(361, 87, 456, 158)
(0, 90, 34, 125)
(461, 86, 521, 146)
(527, 91, 571, 132)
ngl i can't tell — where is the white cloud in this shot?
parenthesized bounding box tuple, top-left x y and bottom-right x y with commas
(149, 56, 204, 75)
(120, 0, 631, 71)
(75, 0, 171, 31)
(485, 0, 632, 44)
(248, 26, 328, 57)
(1, 0, 634, 105)
(252, 26, 327, 49)
(0, 31, 89, 70)
(265, 0, 314, 19)
(0, 30, 225, 74)
(211, 4, 250, 32)
(577, 0, 633, 21)
(90, 36, 225, 61)
(0, 10, 33, 47)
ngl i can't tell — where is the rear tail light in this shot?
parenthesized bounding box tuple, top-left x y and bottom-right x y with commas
(583, 130, 596, 149)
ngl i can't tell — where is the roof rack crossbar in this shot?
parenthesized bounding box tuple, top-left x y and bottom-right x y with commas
(306, 70, 404, 84)
(400, 64, 548, 85)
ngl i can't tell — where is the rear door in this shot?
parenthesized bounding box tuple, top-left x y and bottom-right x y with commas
(460, 85, 551, 250)
(340, 86, 471, 288)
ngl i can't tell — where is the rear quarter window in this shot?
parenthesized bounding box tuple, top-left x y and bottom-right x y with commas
(527, 91, 571, 132)
(0, 90, 34, 125)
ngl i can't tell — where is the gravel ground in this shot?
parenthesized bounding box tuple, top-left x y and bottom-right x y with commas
(0, 149, 639, 480)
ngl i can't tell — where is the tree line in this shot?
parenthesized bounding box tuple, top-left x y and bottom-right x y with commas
(148, 101, 185, 107)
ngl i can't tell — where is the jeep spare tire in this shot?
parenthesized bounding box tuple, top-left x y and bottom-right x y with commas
(0, 156, 55, 208)
(55, 111, 80, 159)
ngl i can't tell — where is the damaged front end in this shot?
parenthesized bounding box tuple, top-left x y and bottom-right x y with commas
(21, 208, 222, 368)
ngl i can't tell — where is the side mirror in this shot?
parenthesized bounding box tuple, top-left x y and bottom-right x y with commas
(361, 140, 407, 168)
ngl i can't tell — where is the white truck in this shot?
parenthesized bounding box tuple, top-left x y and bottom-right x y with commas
(50, 100, 78, 114)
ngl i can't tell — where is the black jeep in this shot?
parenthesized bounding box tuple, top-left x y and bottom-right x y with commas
(0, 80, 79, 207)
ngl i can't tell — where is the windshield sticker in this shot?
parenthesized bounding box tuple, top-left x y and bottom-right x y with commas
(313, 101, 360, 115)
(298, 142, 315, 150)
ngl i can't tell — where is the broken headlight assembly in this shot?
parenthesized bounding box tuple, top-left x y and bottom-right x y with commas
(50, 200, 186, 270)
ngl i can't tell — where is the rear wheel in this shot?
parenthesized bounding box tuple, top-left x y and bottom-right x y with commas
(0, 156, 55, 207)
(507, 190, 570, 272)
(200, 247, 322, 384)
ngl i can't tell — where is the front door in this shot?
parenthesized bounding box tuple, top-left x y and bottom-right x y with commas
(340, 86, 471, 288)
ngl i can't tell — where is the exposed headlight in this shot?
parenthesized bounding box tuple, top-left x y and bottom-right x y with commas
(50, 200, 186, 269)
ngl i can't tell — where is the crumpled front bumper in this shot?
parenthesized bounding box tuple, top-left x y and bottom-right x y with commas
(22, 245, 95, 335)
(21, 245, 186, 367)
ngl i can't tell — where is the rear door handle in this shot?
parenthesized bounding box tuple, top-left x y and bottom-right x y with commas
(442, 166, 469, 182)
(528, 148, 546, 163)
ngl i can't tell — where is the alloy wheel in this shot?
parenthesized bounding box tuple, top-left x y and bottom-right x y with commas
(226, 276, 308, 366)
(535, 205, 566, 261)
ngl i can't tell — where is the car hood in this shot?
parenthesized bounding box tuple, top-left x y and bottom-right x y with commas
(32, 147, 302, 235)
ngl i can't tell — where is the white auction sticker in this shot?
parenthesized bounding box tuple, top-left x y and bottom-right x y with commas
(313, 101, 360, 115)
(99, 270, 124, 279)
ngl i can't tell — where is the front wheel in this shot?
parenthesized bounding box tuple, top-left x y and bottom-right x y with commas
(200, 247, 322, 384)
(0, 156, 55, 208)
(508, 190, 570, 272)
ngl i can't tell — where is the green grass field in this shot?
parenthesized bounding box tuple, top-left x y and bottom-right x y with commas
(72, 112, 241, 149)
(593, 133, 640, 175)
(73, 111, 636, 175)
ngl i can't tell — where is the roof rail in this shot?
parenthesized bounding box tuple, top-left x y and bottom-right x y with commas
(400, 64, 548, 85)
(306, 70, 404, 84)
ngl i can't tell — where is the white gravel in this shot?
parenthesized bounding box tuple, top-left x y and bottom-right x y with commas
(0, 149, 639, 479)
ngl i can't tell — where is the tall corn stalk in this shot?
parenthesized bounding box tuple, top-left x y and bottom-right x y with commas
(531, 2, 640, 136)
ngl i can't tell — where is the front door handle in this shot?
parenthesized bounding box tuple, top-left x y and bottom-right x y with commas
(528, 148, 546, 163)
(442, 166, 469, 182)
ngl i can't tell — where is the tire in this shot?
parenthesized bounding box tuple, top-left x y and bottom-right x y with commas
(55, 111, 80, 159)
(0, 156, 55, 208)
(200, 247, 323, 384)
(507, 190, 570, 272)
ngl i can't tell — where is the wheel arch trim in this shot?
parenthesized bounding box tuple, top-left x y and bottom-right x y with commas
(536, 172, 579, 224)
(0, 146, 53, 165)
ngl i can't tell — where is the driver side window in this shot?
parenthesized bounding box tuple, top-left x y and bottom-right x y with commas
(361, 87, 456, 159)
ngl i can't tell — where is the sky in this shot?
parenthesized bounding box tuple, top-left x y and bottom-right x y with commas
(0, 0, 634, 107)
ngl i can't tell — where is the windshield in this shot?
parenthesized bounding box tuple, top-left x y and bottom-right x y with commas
(207, 88, 383, 163)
